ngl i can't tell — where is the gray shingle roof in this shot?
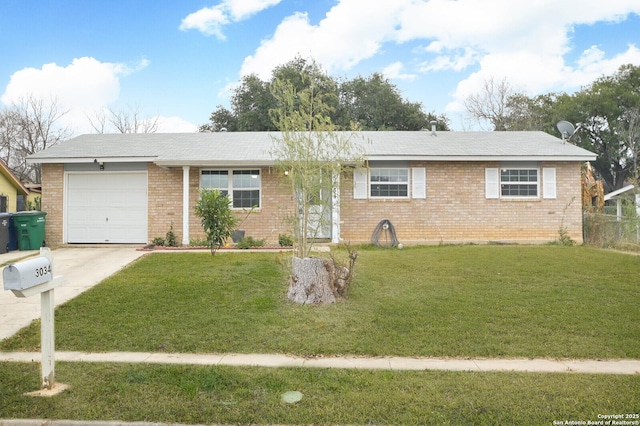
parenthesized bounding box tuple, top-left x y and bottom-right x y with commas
(27, 131, 596, 165)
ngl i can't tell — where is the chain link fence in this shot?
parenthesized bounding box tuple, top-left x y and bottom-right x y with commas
(583, 212, 640, 251)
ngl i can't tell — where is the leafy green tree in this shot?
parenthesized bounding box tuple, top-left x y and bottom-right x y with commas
(233, 74, 277, 131)
(574, 64, 640, 191)
(338, 73, 447, 130)
(199, 105, 237, 132)
(272, 57, 339, 117)
(200, 57, 448, 133)
(194, 189, 238, 255)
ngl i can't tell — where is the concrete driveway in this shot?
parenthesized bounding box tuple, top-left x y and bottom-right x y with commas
(0, 247, 147, 341)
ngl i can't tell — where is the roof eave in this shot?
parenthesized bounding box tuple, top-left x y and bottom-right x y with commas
(154, 160, 276, 168)
(365, 155, 598, 162)
(26, 156, 158, 164)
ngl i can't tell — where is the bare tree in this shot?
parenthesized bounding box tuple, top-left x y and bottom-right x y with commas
(86, 109, 108, 134)
(0, 95, 71, 183)
(623, 107, 640, 184)
(87, 104, 160, 134)
(464, 77, 514, 131)
(0, 108, 21, 169)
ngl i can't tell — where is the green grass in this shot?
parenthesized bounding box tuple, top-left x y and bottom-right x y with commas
(1, 245, 640, 424)
(2, 245, 639, 359)
(1, 362, 638, 425)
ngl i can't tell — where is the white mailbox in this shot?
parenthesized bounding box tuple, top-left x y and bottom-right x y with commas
(3, 256, 59, 297)
(2, 248, 67, 392)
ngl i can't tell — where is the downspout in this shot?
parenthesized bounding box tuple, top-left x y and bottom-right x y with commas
(182, 166, 190, 245)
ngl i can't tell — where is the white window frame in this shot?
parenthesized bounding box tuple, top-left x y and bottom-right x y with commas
(499, 167, 540, 198)
(200, 168, 261, 209)
(369, 167, 410, 198)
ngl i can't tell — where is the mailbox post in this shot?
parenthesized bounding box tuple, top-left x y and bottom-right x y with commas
(3, 248, 65, 391)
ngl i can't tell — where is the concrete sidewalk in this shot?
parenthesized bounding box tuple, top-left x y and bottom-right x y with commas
(1, 350, 639, 375)
(0, 247, 148, 341)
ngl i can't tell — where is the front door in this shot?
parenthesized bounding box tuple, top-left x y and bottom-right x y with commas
(306, 174, 332, 240)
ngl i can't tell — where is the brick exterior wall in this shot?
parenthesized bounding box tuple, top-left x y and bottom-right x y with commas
(41, 163, 64, 246)
(148, 164, 184, 242)
(151, 165, 296, 245)
(339, 161, 584, 244)
(41, 160, 584, 246)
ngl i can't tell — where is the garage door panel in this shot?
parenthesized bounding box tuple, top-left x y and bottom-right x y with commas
(66, 172, 148, 244)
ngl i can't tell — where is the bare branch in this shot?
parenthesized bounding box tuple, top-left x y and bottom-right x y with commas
(1, 94, 71, 183)
(464, 77, 513, 131)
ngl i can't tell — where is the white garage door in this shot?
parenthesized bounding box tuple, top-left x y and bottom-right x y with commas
(66, 172, 148, 244)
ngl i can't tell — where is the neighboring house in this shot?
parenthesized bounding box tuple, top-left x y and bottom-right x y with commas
(27, 131, 596, 246)
(24, 183, 42, 210)
(0, 159, 29, 213)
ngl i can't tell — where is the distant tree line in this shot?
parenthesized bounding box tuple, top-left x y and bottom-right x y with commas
(465, 64, 640, 192)
(2, 59, 637, 194)
(200, 57, 450, 133)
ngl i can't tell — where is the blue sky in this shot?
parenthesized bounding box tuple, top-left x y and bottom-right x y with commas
(1, 0, 639, 134)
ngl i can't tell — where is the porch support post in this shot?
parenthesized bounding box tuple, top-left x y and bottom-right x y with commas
(182, 166, 190, 246)
(331, 170, 340, 244)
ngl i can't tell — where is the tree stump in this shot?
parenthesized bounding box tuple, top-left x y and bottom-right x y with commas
(287, 257, 341, 304)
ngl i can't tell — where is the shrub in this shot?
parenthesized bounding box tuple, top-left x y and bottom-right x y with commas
(194, 189, 238, 255)
(236, 236, 266, 249)
(151, 237, 165, 246)
(165, 222, 178, 247)
(278, 234, 294, 247)
(189, 238, 209, 247)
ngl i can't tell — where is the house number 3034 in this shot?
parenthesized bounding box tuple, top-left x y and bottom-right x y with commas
(35, 265, 52, 278)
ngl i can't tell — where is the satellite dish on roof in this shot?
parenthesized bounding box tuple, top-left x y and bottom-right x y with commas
(557, 121, 576, 143)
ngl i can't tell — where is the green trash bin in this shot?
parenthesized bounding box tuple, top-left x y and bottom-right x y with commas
(13, 211, 46, 250)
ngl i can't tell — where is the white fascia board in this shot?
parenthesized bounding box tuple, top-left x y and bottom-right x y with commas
(364, 155, 597, 162)
(26, 156, 157, 164)
(154, 160, 276, 167)
(604, 184, 635, 201)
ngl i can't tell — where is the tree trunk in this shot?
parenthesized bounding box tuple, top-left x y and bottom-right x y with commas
(287, 257, 338, 304)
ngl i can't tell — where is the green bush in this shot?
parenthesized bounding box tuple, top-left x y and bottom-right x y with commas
(278, 233, 294, 247)
(189, 238, 209, 247)
(236, 236, 266, 249)
(165, 222, 177, 247)
(194, 189, 238, 255)
(151, 237, 165, 246)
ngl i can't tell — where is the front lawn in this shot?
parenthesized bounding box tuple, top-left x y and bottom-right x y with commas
(1, 362, 638, 425)
(2, 245, 639, 359)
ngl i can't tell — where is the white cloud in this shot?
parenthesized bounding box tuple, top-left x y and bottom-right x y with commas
(225, 0, 282, 21)
(382, 62, 416, 81)
(569, 43, 640, 87)
(240, 0, 403, 79)
(236, 0, 640, 115)
(400, 0, 640, 115)
(156, 116, 199, 133)
(420, 48, 479, 73)
(179, 6, 229, 39)
(180, 0, 282, 39)
(1, 57, 130, 109)
(1, 57, 154, 134)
